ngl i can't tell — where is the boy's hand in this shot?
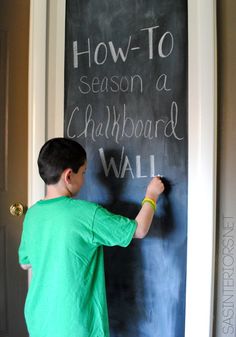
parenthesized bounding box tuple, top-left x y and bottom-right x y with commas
(145, 176, 165, 203)
(134, 177, 165, 239)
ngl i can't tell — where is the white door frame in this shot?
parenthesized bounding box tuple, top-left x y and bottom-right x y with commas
(186, 1, 217, 337)
(28, 0, 217, 336)
(28, 0, 47, 206)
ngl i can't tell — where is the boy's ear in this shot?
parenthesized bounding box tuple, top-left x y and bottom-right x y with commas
(63, 168, 73, 184)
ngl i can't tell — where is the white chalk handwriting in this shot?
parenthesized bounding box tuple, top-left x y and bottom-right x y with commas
(66, 102, 184, 143)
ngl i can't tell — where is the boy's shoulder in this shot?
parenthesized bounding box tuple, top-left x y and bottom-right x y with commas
(27, 197, 99, 213)
(69, 198, 99, 210)
(24, 198, 100, 227)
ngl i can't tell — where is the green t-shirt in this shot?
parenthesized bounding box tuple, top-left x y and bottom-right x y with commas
(19, 196, 137, 337)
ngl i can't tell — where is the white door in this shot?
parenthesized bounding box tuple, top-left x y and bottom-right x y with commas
(0, 0, 29, 336)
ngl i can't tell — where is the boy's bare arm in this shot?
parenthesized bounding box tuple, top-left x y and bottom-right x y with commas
(134, 177, 164, 239)
(20, 264, 32, 270)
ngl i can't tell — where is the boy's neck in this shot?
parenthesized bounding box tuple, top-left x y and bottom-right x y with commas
(44, 184, 72, 200)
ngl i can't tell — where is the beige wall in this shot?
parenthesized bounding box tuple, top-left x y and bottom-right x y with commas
(214, 1, 236, 336)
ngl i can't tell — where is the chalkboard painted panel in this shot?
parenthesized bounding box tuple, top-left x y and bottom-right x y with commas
(64, 1, 188, 336)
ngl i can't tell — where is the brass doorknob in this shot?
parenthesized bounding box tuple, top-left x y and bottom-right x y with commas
(9, 202, 25, 217)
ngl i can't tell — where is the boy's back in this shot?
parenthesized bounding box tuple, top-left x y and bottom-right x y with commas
(19, 196, 137, 337)
(18, 138, 164, 337)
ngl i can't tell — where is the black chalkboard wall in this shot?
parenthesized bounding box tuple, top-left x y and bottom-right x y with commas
(64, 0, 188, 336)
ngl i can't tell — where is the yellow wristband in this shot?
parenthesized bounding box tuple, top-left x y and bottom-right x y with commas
(141, 197, 156, 212)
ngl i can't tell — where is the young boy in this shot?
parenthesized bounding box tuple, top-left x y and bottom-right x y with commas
(19, 137, 164, 337)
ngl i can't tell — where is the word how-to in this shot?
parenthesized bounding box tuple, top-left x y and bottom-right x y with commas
(73, 25, 174, 68)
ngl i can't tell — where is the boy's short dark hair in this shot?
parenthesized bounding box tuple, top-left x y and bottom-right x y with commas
(38, 138, 86, 185)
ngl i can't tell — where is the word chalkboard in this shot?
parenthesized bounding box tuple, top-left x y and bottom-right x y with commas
(64, 0, 188, 336)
